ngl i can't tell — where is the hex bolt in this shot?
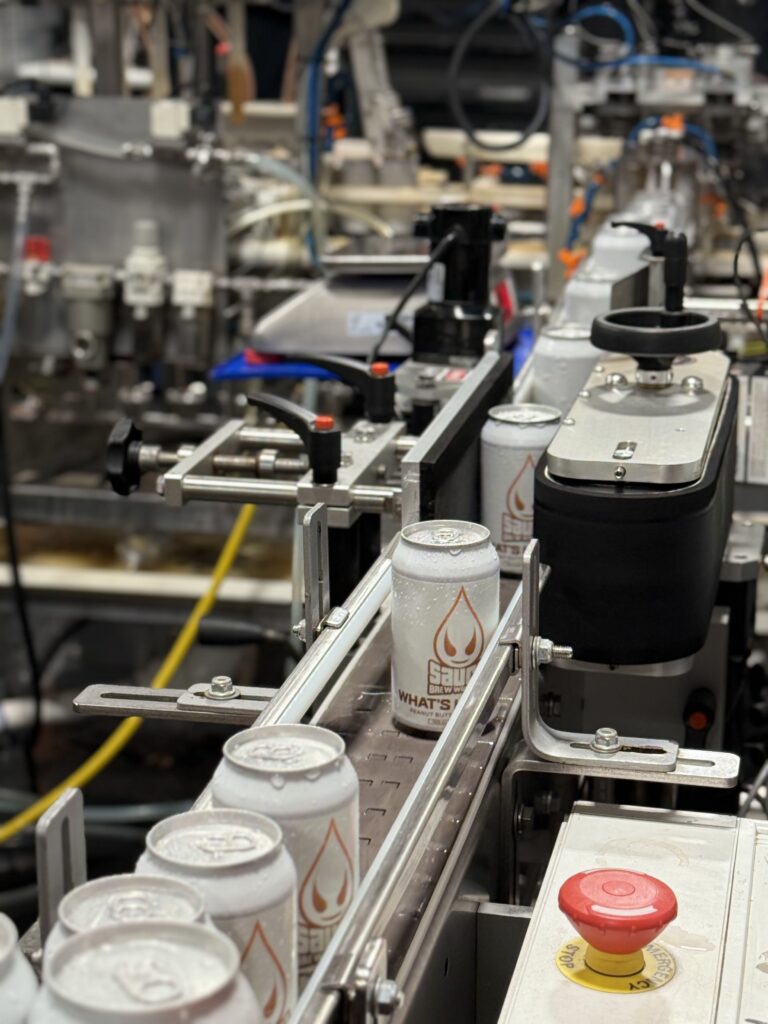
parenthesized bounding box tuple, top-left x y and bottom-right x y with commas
(532, 637, 574, 667)
(374, 978, 404, 1016)
(591, 726, 621, 753)
(205, 675, 239, 700)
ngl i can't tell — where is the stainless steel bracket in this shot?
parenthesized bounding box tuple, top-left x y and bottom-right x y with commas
(293, 502, 350, 648)
(36, 789, 87, 945)
(519, 540, 683, 774)
(505, 738, 739, 791)
(332, 937, 403, 1024)
(303, 502, 331, 649)
(73, 681, 273, 725)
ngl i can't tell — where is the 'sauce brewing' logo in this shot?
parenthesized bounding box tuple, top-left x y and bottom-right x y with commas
(502, 454, 535, 542)
(299, 818, 354, 929)
(427, 587, 485, 695)
(241, 922, 289, 1024)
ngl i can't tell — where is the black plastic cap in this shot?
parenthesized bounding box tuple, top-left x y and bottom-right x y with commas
(106, 419, 144, 496)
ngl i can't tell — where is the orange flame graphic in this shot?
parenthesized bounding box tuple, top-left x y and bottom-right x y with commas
(433, 587, 485, 669)
(241, 921, 288, 1024)
(299, 819, 354, 928)
(505, 454, 536, 521)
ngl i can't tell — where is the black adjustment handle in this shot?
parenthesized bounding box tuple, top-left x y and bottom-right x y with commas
(291, 353, 395, 423)
(106, 418, 144, 496)
(611, 220, 669, 257)
(198, 615, 291, 648)
(247, 393, 341, 484)
(663, 232, 687, 313)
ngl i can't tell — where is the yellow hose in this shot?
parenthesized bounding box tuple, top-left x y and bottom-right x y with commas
(0, 504, 256, 845)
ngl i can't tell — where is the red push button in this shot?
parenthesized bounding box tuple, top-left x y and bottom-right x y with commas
(313, 415, 335, 432)
(24, 235, 51, 262)
(558, 868, 677, 956)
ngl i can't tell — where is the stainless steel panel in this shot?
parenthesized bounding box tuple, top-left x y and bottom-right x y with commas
(547, 351, 730, 485)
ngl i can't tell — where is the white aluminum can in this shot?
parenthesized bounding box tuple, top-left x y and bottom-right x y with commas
(136, 808, 296, 1024)
(481, 405, 561, 575)
(391, 519, 500, 734)
(211, 725, 359, 979)
(531, 323, 600, 413)
(0, 911, 38, 1024)
(29, 921, 261, 1023)
(45, 873, 209, 959)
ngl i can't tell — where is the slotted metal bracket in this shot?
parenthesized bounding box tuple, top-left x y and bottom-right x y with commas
(519, 540, 684, 774)
(73, 682, 274, 725)
(36, 789, 87, 945)
(303, 502, 331, 648)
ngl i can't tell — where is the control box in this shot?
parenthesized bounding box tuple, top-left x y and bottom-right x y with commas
(501, 802, 768, 1022)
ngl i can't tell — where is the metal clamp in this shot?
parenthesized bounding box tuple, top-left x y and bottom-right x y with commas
(519, 540, 680, 773)
(345, 938, 403, 1024)
(36, 789, 87, 945)
(73, 679, 274, 725)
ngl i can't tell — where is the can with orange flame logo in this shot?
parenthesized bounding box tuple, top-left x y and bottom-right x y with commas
(391, 520, 500, 734)
(135, 808, 296, 1024)
(210, 725, 359, 980)
(481, 404, 561, 574)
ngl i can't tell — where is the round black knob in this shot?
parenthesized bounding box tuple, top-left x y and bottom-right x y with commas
(106, 418, 144, 496)
(591, 307, 721, 372)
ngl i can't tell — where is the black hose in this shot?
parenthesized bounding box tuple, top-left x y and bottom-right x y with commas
(0, 401, 42, 765)
(369, 231, 459, 363)
(447, 1, 550, 152)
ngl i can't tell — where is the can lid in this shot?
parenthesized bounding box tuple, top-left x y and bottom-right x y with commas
(146, 808, 281, 870)
(224, 723, 345, 775)
(0, 912, 17, 968)
(488, 404, 562, 427)
(58, 874, 205, 936)
(45, 921, 238, 1016)
(399, 518, 490, 551)
(541, 323, 592, 342)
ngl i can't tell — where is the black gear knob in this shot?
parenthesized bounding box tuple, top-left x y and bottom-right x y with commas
(106, 418, 144, 496)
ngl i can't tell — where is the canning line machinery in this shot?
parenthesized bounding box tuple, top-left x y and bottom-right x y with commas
(2, 2, 768, 1022)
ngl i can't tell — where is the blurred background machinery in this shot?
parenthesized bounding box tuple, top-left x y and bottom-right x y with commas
(1, 2, 768, 1021)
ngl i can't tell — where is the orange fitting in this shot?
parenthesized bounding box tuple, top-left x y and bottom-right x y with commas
(660, 112, 685, 133)
(569, 195, 587, 219)
(559, 247, 588, 280)
(756, 267, 768, 324)
(530, 161, 548, 180)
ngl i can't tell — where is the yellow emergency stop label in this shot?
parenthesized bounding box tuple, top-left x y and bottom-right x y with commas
(555, 938, 676, 993)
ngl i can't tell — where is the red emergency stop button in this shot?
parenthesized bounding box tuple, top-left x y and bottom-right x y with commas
(559, 868, 677, 955)
(313, 415, 335, 431)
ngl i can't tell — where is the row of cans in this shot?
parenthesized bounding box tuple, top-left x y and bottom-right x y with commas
(389, 404, 562, 735)
(11, 722, 359, 1023)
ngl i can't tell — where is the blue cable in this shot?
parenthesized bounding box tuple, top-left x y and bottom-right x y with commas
(555, 3, 637, 69)
(306, 0, 352, 183)
(679, 121, 719, 160)
(621, 54, 725, 76)
(625, 115, 719, 161)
